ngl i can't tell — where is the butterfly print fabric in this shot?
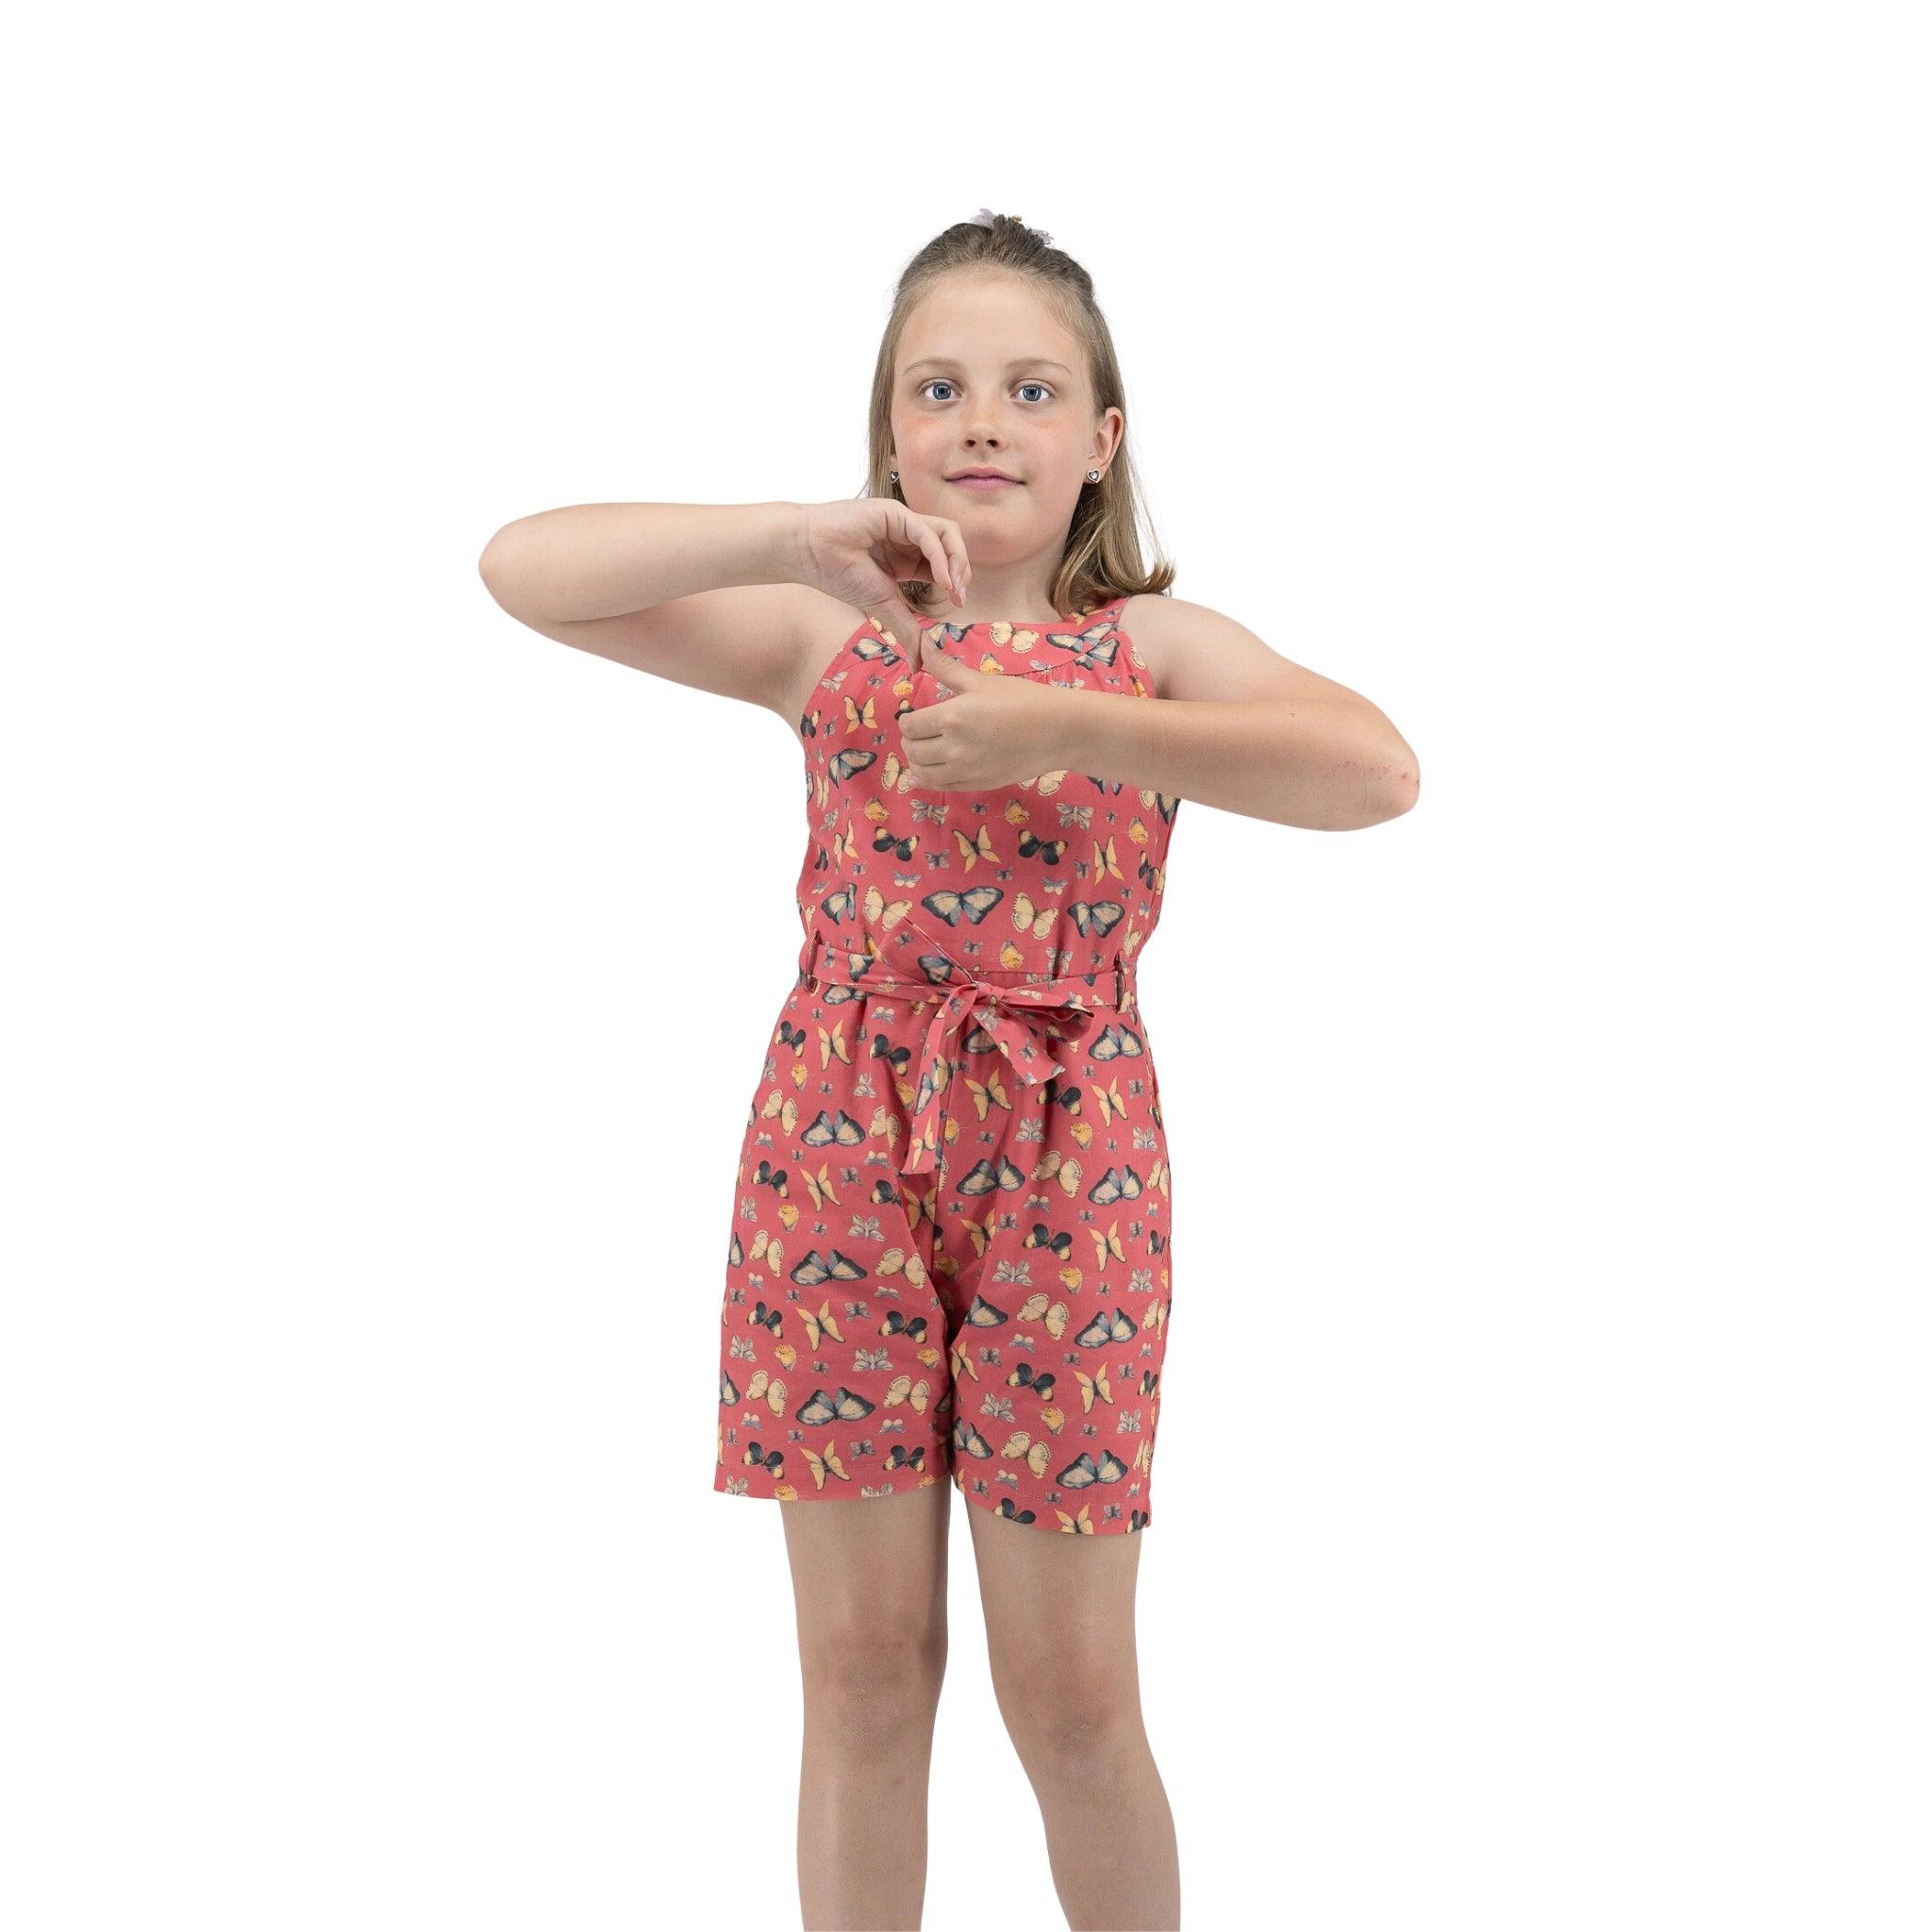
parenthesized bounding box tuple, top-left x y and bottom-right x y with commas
(714, 595, 1180, 1535)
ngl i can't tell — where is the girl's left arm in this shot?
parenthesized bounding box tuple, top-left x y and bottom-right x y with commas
(1069, 596, 1420, 830)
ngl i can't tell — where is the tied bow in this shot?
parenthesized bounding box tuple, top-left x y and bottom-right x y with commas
(900, 978, 1091, 1176)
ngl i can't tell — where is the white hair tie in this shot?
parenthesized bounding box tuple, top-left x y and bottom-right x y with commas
(968, 207, 1054, 246)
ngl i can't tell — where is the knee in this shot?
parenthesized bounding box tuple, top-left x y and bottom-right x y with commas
(798, 1602, 947, 1732)
(989, 1645, 1143, 1772)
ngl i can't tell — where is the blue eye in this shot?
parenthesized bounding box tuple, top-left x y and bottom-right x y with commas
(917, 379, 1054, 404)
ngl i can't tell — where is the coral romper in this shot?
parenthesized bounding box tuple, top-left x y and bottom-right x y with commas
(714, 595, 1179, 1534)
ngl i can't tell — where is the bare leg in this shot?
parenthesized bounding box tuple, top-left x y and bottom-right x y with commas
(782, 1480, 951, 1930)
(966, 1506, 1180, 1930)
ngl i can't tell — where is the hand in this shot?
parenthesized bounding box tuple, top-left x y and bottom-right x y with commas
(900, 623, 1077, 791)
(794, 498, 971, 646)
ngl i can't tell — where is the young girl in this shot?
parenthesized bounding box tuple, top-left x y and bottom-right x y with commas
(480, 209, 1418, 1932)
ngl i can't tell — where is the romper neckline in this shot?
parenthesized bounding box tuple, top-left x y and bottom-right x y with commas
(924, 594, 1124, 631)
(909, 594, 1136, 682)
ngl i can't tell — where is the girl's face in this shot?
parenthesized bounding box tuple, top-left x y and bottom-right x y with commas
(890, 271, 1122, 591)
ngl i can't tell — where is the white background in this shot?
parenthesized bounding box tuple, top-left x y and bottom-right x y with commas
(7, 4, 1926, 1927)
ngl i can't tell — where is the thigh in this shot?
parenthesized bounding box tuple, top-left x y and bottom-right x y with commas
(965, 1493, 1143, 1677)
(782, 1474, 953, 1645)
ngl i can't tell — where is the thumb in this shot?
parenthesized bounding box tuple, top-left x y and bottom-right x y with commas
(862, 596, 931, 658)
(915, 621, 993, 693)
(913, 618, 964, 697)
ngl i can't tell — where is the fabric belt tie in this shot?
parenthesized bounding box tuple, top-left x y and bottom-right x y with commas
(803, 939, 1132, 1179)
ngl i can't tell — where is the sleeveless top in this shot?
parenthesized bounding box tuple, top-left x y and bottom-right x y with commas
(787, 594, 1179, 1179)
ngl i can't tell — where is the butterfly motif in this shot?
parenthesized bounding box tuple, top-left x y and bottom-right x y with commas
(924, 885, 1003, 925)
(955, 824, 998, 869)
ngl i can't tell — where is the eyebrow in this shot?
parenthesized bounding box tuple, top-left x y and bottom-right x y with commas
(903, 357, 1074, 376)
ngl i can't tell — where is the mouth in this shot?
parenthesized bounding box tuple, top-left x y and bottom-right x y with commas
(946, 472, 1024, 492)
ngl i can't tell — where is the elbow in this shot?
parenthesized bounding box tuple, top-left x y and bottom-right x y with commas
(1377, 758, 1420, 822)
(1326, 711, 1419, 828)
(1324, 754, 1418, 830)
(1367, 724, 1420, 824)
(476, 518, 535, 606)
(477, 530, 514, 600)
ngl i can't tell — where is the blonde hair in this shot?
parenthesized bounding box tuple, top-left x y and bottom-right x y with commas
(861, 211, 1175, 622)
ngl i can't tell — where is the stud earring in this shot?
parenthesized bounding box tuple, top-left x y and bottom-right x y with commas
(890, 470, 899, 482)
(1088, 469, 1102, 482)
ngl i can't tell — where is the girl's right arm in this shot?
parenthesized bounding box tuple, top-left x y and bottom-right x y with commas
(476, 501, 818, 719)
(475, 500, 969, 725)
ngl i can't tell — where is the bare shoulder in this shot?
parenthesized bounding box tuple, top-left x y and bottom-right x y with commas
(1118, 591, 1372, 708)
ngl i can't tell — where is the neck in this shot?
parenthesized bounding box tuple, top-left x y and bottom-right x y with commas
(927, 567, 1066, 627)
(950, 612, 1064, 627)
